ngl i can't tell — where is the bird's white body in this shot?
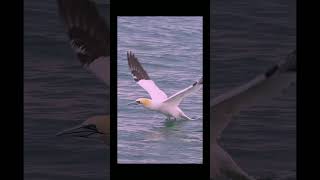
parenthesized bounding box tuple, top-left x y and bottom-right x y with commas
(142, 100, 190, 120)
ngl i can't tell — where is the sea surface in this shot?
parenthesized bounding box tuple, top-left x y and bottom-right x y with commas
(117, 17, 203, 163)
(24, 0, 109, 180)
(211, 0, 296, 179)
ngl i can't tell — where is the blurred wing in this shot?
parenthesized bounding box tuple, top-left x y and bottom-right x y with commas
(211, 50, 296, 140)
(163, 77, 202, 106)
(127, 51, 167, 101)
(57, 0, 110, 85)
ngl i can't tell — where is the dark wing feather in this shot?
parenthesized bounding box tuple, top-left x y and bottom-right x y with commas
(57, 0, 110, 66)
(127, 51, 150, 82)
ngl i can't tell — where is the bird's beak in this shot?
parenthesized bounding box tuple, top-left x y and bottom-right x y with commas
(127, 101, 138, 105)
(56, 124, 103, 138)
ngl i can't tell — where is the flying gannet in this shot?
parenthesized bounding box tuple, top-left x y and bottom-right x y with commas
(211, 50, 296, 180)
(126, 51, 202, 120)
(55, 0, 110, 144)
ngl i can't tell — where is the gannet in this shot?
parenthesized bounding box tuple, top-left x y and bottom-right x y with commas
(126, 51, 202, 120)
(211, 50, 296, 180)
(55, 0, 110, 144)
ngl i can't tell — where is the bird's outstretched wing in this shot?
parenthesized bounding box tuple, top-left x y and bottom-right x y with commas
(163, 77, 202, 106)
(211, 50, 296, 140)
(57, 0, 110, 85)
(127, 51, 167, 102)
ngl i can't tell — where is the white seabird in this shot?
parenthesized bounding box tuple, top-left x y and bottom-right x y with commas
(126, 51, 202, 120)
(211, 50, 296, 180)
(55, 0, 110, 144)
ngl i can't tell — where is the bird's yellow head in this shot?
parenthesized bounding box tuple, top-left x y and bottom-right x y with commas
(136, 98, 152, 107)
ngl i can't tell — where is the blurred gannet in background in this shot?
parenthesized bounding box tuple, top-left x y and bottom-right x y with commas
(55, 0, 110, 144)
(127, 51, 202, 120)
(211, 50, 296, 180)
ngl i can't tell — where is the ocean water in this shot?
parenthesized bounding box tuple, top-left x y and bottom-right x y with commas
(117, 17, 203, 163)
(24, 0, 109, 180)
(210, 0, 296, 179)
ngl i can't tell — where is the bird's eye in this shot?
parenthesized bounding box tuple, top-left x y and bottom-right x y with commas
(136, 101, 141, 104)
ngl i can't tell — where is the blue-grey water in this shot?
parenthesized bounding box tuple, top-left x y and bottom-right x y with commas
(24, 0, 109, 180)
(117, 17, 203, 163)
(211, 0, 296, 179)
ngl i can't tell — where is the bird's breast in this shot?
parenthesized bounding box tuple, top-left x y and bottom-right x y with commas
(157, 104, 179, 117)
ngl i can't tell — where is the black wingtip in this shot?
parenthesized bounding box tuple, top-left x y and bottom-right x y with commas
(192, 77, 203, 86)
(265, 49, 296, 78)
(127, 51, 135, 60)
(265, 65, 279, 78)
